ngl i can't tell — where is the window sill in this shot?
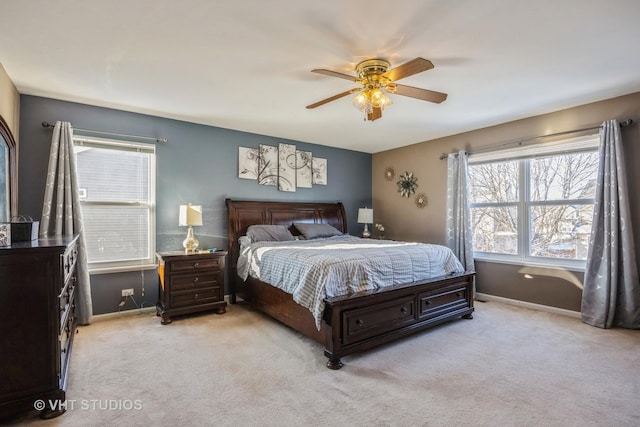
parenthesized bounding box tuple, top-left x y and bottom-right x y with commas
(473, 256, 585, 273)
(88, 264, 157, 275)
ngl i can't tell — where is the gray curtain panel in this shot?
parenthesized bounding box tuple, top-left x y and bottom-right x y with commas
(446, 150, 475, 272)
(582, 119, 640, 329)
(40, 121, 93, 325)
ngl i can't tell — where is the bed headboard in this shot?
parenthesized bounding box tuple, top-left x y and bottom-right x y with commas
(225, 198, 347, 279)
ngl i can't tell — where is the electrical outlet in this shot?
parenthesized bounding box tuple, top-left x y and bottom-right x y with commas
(121, 288, 134, 297)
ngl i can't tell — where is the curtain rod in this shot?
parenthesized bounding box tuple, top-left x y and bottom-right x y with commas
(41, 121, 168, 143)
(439, 119, 633, 160)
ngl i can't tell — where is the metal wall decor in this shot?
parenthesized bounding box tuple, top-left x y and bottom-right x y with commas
(397, 171, 418, 197)
(415, 193, 428, 208)
(384, 167, 395, 181)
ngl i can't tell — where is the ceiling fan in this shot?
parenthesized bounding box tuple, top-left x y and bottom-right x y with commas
(306, 57, 447, 121)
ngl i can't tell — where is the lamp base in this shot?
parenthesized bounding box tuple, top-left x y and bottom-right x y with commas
(183, 226, 199, 253)
(362, 224, 371, 238)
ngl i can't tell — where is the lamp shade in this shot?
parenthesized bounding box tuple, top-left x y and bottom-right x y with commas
(357, 208, 373, 224)
(179, 204, 203, 226)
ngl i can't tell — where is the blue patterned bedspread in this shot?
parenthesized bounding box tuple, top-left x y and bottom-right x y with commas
(237, 235, 465, 329)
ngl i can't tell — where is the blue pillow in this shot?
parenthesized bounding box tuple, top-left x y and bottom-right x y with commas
(293, 223, 343, 240)
(246, 225, 295, 242)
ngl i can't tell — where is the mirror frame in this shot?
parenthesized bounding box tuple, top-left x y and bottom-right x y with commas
(0, 115, 17, 220)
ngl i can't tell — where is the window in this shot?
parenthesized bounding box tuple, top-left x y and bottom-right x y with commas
(468, 134, 599, 268)
(74, 136, 156, 272)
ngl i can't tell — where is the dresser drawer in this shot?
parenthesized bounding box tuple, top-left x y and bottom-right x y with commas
(170, 271, 222, 291)
(169, 257, 222, 272)
(170, 287, 223, 308)
(59, 309, 75, 384)
(342, 296, 416, 345)
(59, 282, 75, 330)
(62, 242, 78, 287)
(418, 283, 469, 321)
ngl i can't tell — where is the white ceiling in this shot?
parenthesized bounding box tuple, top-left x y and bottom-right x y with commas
(1, 0, 640, 154)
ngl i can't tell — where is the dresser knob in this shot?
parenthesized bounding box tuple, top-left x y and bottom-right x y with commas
(424, 300, 432, 306)
(194, 293, 199, 299)
(193, 277, 199, 283)
(456, 292, 462, 298)
(401, 307, 408, 314)
(194, 262, 200, 268)
(355, 319, 364, 326)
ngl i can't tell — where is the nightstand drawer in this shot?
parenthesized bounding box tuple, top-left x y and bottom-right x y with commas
(169, 257, 221, 272)
(170, 287, 222, 308)
(170, 272, 222, 291)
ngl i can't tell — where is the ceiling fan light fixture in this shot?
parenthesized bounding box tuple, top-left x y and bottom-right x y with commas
(352, 88, 392, 119)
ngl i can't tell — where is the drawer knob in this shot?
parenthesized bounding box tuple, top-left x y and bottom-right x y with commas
(193, 277, 199, 283)
(194, 262, 200, 268)
(457, 292, 462, 298)
(424, 300, 432, 306)
(194, 293, 199, 299)
(401, 307, 408, 314)
(355, 319, 364, 327)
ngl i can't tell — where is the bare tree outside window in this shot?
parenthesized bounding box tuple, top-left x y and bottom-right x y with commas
(469, 150, 598, 263)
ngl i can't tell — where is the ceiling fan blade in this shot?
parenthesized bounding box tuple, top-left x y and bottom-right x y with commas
(383, 57, 434, 82)
(311, 69, 357, 82)
(393, 84, 448, 104)
(306, 88, 361, 109)
(367, 107, 382, 121)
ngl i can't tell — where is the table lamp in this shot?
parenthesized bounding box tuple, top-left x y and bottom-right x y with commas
(357, 207, 373, 238)
(179, 203, 203, 253)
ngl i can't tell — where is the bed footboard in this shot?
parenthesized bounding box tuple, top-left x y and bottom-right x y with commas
(322, 272, 475, 369)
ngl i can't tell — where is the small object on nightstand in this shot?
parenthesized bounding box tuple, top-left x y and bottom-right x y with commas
(156, 250, 227, 324)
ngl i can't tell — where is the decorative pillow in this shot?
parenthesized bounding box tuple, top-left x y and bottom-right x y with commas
(246, 225, 295, 242)
(293, 223, 343, 240)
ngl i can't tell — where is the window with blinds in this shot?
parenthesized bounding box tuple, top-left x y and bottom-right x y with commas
(74, 136, 156, 272)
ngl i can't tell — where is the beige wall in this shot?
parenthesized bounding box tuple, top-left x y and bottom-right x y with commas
(373, 92, 640, 312)
(0, 62, 20, 140)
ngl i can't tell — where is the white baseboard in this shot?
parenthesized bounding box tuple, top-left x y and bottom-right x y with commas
(93, 306, 157, 322)
(92, 294, 234, 322)
(476, 293, 581, 319)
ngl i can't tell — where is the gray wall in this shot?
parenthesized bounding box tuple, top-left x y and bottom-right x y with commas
(19, 95, 371, 315)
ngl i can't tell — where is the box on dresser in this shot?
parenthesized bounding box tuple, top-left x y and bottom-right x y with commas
(0, 236, 78, 420)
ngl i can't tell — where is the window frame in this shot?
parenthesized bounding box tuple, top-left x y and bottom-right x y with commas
(468, 134, 599, 270)
(73, 136, 156, 273)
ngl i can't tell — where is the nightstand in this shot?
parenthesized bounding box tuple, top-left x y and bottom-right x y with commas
(156, 250, 227, 324)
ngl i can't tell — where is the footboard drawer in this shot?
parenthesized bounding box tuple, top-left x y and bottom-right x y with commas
(342, 296, 415, 345)
(418, 282, 470, 321)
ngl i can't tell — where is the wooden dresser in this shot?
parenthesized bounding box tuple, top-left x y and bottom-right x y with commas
(156, 251, 227, 324)
(0, 236, 78, 420)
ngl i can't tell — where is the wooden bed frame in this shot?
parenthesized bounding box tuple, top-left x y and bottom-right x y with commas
(226, 199, 475, 369)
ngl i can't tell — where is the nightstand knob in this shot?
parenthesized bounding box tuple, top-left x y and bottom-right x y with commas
(355, 319, 364, 327)
(401, 307, 408, 314)
(194, 262, 200, 268)
(457, 292, 462, 298)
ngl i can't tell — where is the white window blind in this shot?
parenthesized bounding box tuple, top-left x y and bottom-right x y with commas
(74, 136, 156, 272)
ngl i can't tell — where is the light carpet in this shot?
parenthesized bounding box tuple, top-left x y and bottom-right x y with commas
(8, 301, 640, 426)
